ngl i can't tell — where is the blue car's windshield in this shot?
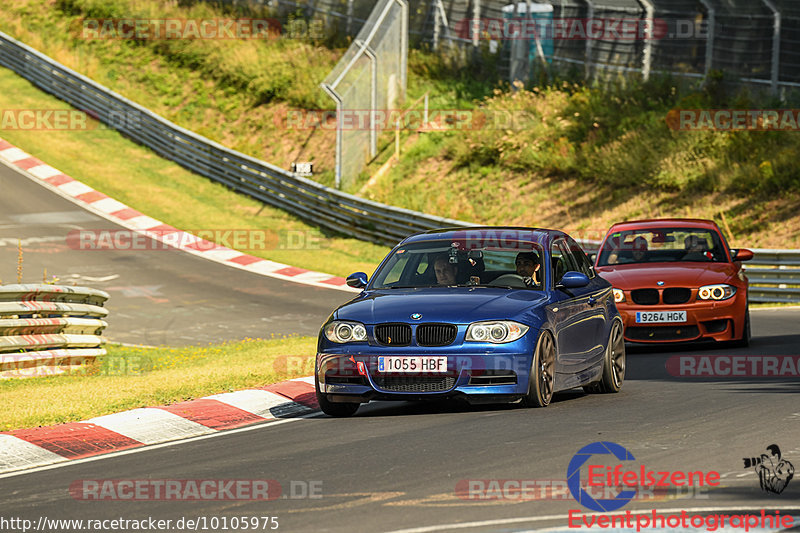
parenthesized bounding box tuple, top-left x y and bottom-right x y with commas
(371, 240, 545, 290)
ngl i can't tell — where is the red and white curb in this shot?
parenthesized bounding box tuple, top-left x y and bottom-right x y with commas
(0, 376, 318, 475)
(0, 137, 359, 293)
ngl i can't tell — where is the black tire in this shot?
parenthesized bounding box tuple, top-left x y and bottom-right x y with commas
(731, 304, 751, 348)
(315, 375, 360, 417)
(522, 331, 556, 408)
(584, 319, 625, 394)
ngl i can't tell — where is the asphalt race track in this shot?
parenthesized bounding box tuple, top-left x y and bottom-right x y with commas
(2, 308, 799, 532)
(2, 153, 799, 533)
(0, 163, 352, 345)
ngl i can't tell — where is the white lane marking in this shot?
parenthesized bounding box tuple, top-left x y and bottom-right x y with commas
(0, 414, 321, 479)
(0, 435, 67, 471)
(87, 408, 213, 445)
(292, 376, 316, 385)
(383, 507, 800, 533)
(8, 210, 98, 224)
(0, 147, 30, 162)
(27, 164, 62, 179)
(0, 236, 65, 247)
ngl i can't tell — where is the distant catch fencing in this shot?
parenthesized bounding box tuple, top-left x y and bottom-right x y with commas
(0, 285, 108, 379)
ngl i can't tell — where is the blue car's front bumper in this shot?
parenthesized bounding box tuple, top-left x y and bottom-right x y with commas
(316, 349, 535, 403)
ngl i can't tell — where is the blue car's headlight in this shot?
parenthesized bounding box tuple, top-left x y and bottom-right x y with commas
(324, 321, 368, 343)
(466, 321, 529, 343)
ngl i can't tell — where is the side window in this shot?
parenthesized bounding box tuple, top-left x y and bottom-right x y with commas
(567, 238, 595, 278)
(551, 240, 577, 284)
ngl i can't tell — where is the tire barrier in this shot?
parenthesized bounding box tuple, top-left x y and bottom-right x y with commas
(0, 285, 109, 379)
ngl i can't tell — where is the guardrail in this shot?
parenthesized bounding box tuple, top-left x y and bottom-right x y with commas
(744, 250, 800, 304)
(0, 285, 108, 379)
(1, 31, 799, 303)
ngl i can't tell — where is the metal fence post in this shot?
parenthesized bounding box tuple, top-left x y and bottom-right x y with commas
(357, 40, 379, 159)
(320, 83, 343, 188)
(433, 0, 441, 51)
(584, 0, 594, 80)
(637, 0, 654, 81)
(473, 0, 481, 48)
(762, 0, 781, 94)
(400, 0, 408, 96)
(699, 0, 715, 81)
(347, 0, 354, 35)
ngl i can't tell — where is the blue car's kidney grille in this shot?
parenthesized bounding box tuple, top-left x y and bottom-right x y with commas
(375, 323, 411, 346)
(416, 324, 457, 346)
(373, 376, 456, 392)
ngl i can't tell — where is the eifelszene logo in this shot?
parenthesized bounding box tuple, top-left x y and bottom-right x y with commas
(567, 441, 721, 512)
(743, 444, 795, 494)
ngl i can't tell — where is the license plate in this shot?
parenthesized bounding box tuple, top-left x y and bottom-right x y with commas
(378, 356, 447, 373)
(636, 311, 687, 323)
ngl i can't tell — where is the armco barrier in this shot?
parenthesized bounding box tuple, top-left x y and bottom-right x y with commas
(0, 31, 798, 303)
(0, 285, 108, 378)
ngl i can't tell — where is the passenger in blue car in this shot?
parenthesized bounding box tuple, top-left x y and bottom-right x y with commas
(515, 251, 541, 287)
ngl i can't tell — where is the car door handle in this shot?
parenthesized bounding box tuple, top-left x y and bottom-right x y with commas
(588, 296, 597, 306)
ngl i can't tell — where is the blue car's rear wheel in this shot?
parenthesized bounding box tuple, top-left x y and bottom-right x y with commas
(315, 375, 360, 417)
(584, 319, 625, 394)
(522, 331, 555, 407)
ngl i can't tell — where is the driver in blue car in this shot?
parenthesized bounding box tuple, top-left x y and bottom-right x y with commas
(433, 254, 458, 285)
(515, 251, 541, 287)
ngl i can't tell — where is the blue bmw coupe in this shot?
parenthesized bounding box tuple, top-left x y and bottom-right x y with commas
(315, 227, 625, 417)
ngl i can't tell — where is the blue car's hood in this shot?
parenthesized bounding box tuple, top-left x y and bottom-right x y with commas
(335, 288, 548, 324)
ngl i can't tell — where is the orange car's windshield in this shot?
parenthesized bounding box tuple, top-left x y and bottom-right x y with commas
(597, 228, 728, 266)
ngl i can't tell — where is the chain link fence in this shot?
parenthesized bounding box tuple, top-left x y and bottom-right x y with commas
(318, 0, 408, 189)
(270, 0, 800, 95)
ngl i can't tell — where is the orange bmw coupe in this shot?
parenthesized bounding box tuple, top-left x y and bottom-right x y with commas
(594, 219, 753, 346)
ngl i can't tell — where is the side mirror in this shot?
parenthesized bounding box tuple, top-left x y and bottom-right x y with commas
(346, 272, 368, 288)
(732, 249, 754, 262)
(557, 271, 591, 289)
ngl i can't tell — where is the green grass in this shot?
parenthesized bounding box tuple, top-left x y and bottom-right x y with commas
(0, 337, 317, 431)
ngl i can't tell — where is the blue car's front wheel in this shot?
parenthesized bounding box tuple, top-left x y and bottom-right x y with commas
(522, 331, 555, 408)
(315, 375, 360, 417)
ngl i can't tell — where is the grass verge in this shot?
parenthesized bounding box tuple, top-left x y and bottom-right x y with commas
(0, 337, 317, 431)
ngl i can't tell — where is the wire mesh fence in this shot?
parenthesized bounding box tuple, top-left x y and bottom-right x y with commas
(268, 0, 800, 95)
(319, 0, 408, 189)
